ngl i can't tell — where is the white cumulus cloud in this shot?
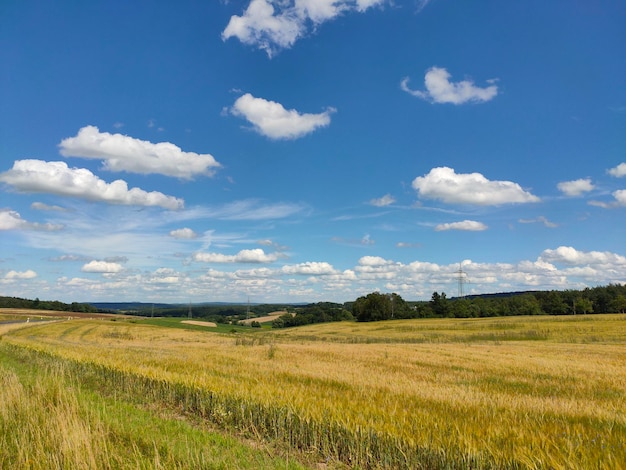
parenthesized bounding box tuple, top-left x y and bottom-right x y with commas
(435, 220, 488, 231)
(59, 126, 221, 179)
(193, 248, 278, 264)
(557, 178, 594, 196)
(412, 167, 539, 205)
(608, 162, 626, 177)
(614, 189, 626, 205)
(539, 246, 626, 266)
(222, 0, 385, 57)
(369, 194, 395, 207)
(401, 67, 498, 104)
(281, 261, 336, 275)
(358, 256, 393, 267)
(4, 270, 38, 280)
(81, 260, 124, 273)
(230, 93, 335, 139)
(0, 209, 63, 231)
(0, 160, 183, 210)
(169, 228, 198, 239)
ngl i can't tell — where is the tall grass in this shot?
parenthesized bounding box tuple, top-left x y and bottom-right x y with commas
(0, 343, 307, 469)
(3, 314, 626, 469)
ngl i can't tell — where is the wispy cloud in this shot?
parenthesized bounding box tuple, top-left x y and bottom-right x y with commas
(186, 199, 309, 221)
(230, 93, 335, 139)
(31, 202, 68, 212)
(331, 234, 376, 246)
(415, 0, 433, 13)
(401, 67, 498, 104)
(59, 126, 221, 179)
(412, 167, 539, 205)
(518, 216, 558, 228)
(589, 189, 626, 208)
(49, 254, 91, 262)
(396, 242, 421, 248)
(435, 220, 487, 232)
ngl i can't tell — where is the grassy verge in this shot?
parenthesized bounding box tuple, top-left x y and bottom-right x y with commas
(0, 342, 309, 470)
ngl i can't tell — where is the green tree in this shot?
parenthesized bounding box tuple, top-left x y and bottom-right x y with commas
(430, 292, 450, 317)
(353, 292, 410, 322)
(450, 298, 470, 318)
(508, 294, 542, 316)
(610, 295, 626, 313)
(354, 292, 389, 322)
(539, 291, 568, 315)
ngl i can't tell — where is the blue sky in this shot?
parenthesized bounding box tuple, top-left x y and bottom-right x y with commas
(1, 0, 625, 304)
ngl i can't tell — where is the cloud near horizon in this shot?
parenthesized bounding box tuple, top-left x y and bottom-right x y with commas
(4, 270, 38, 280)
(412, 167, 540, 205)
(193, 248, 279, 264)
(81, 260, 124, 273)
(0, 160, 184, 210)
(281, 261, 337, 275)
(222, 0, 385, 57)
(539, 246, 626, 266)
(59, 126, 221, 179)
(401, 67, 498, 104)
(230, 93, 335, 139)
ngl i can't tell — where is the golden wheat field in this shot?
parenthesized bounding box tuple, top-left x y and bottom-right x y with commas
(2, 312, 625, 469)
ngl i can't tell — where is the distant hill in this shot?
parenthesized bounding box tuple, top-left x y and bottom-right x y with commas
(88, 301, 269, 311)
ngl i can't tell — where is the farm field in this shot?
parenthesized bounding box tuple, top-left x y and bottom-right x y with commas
(239, 310, 289, 325)
(1, 312, 625, 469)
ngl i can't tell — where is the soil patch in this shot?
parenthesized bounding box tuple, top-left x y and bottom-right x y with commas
(181, 320, 218, 328)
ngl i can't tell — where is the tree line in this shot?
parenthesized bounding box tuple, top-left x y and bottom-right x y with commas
(0, 296, 102, 313)
(2, 283, 625, 326)
(350, 283, 626, 322)
(271, 302, 353, 328)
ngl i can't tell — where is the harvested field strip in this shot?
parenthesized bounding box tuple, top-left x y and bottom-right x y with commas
(240, 311, 291, 325)
(181, 320, 217, 328)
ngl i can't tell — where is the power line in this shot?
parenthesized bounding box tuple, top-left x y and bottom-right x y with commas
(456, 263, 470, 298)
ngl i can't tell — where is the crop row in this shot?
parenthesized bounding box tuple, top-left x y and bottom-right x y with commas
(4, 342, 496, 469)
